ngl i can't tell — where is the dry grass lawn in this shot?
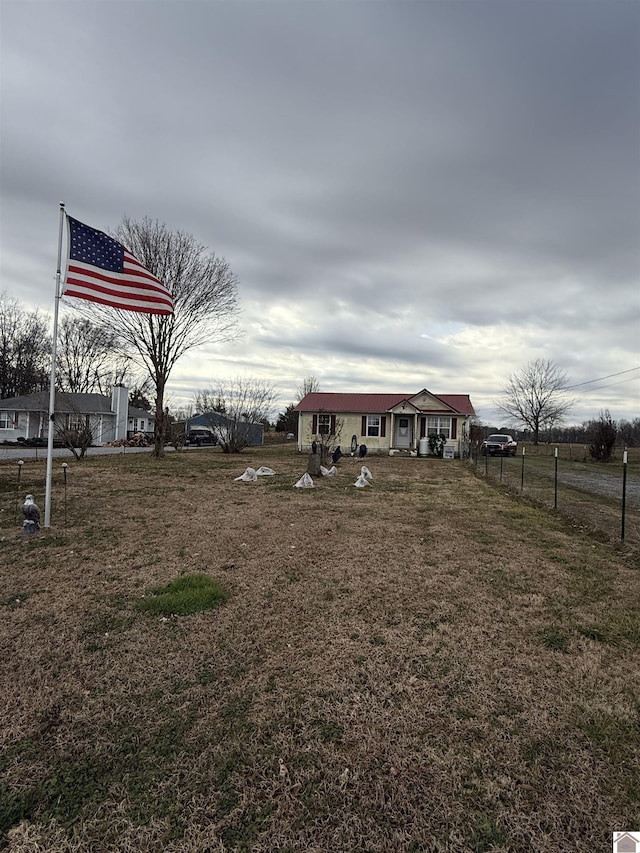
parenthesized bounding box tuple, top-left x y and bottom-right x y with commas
(1, 446, 638, 852)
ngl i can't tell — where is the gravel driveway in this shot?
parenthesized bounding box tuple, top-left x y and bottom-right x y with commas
(539, 462, 638, 508)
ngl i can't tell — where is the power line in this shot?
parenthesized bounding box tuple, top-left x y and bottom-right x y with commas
(570, 376, 640, 393)
(564, 366, 640, 391)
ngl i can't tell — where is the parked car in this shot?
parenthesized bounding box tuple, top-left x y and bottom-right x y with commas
(186, 428, 217, 447)
(481, 434, 518, 457)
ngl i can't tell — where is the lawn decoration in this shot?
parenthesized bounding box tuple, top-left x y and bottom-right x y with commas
(361, 465, 373, 480)
(255, 467, 276, 476)
(234, 467, 258, 482)
(294, 473, 314, 488)
(22, 494, 40, 535)
(320, 465, 339, 477)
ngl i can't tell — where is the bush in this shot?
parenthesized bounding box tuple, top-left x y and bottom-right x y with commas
(587, 410, 617, 462)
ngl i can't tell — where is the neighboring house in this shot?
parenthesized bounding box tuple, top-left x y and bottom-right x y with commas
(295, 389, 475, 457)
(186, 412, 264, 446)
(0, 385, 155, 446)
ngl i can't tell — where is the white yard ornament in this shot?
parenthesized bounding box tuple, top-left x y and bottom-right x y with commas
(354, 474, 370, 488)
(234, 467, 258, 482)
(361, 465, 372, 480)
(320, 465, 339, 477)
(255, 466, 276, 476)
(294, 473, 314, 488)
(22, 494, 41, 535)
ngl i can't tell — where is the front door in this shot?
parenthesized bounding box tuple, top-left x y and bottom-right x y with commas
(395, 416, 412, 449)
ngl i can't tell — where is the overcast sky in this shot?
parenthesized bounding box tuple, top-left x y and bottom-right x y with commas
(1, 0, 639, 425)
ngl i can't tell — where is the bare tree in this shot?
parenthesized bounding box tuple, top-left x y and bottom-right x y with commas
(53, 397, 94, 460)
(57, 316, 132, 394)
(195, 378, 277, 453)
(76, 218, 240, 457)
(296, 376, 320, 400)
(497, 358, 575, 445)
(306, 413, 344, 475)
(0, 292, 51, 398)
(618, 417, 640, 448)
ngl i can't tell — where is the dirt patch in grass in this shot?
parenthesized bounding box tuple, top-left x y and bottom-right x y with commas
(1, 448, 638, 852)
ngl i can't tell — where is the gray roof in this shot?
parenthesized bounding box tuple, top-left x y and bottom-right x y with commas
(129, 405, 154, 419)
(1, 391, 154, 419)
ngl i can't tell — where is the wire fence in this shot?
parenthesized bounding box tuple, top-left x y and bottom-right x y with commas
(470, 444, 639, 548)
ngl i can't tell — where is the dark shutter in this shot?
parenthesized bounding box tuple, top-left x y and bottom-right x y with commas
(312, 414, 317, 434)
(380, 416, 386, 438)
(451, 418, 457, 440)
(330, 415, 336, 435)
(420, 417, 426, 438)
(361, 415, 367, 436)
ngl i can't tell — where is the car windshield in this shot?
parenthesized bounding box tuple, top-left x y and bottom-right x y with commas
(488, 436, 509, 442)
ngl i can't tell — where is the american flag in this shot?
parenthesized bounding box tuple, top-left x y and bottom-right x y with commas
(62, 216, 174, 315)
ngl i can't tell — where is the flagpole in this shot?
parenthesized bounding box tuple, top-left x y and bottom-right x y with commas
(44, 203, 65, 528)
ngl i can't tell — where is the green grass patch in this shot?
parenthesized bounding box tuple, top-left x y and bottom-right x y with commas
(135, 573, 227, 616)
(468, 811, 507, 852)
(2, 591, 31, 609)
(538, 625, 570, 652)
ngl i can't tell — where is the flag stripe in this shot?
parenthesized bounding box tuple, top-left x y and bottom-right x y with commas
(62, 215, 174, 315)
(64, 273, 175, 311)
(61, 286, 174, 314)
(66, 261, 173, 298)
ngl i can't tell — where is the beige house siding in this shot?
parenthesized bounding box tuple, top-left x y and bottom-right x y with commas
(300, 413, 388, 454)
(297, 409, 470, 457)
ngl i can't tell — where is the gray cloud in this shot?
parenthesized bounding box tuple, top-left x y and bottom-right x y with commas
(1, 0, 638, 423)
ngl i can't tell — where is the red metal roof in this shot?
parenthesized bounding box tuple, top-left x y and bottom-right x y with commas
(295, 392, 475, 415)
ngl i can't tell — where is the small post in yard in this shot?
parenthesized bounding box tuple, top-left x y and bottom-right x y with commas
(500, 452, 503, 483)
(521, 446, 525, 492)
(621, 448, 628, 542)
(61, 462, 68, 526)
(15, 460, 24, 521)
(554, 447, 558, 510)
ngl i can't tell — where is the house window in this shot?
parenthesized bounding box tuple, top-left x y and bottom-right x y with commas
(131, 418, 145, 432)
(318, 414, 331, 435)
(366, 415, 380, 437)
(0, 412, 15, 429)
(67, 414, 86, 431)
(427, 416, 451, 439)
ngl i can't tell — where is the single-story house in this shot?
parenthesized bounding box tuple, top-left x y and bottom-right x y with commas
(294, 389, 475, 457)
(185, 412, 264, 446)
(0, 385, 154, 446)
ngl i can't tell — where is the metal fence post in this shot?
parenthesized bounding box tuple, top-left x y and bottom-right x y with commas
(62, 462, 68, 527)
(15, 459, 24, 521)
(554, 447, 558, 510)
(621, 448, 628, 542)
(521, 446, 525, 492)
